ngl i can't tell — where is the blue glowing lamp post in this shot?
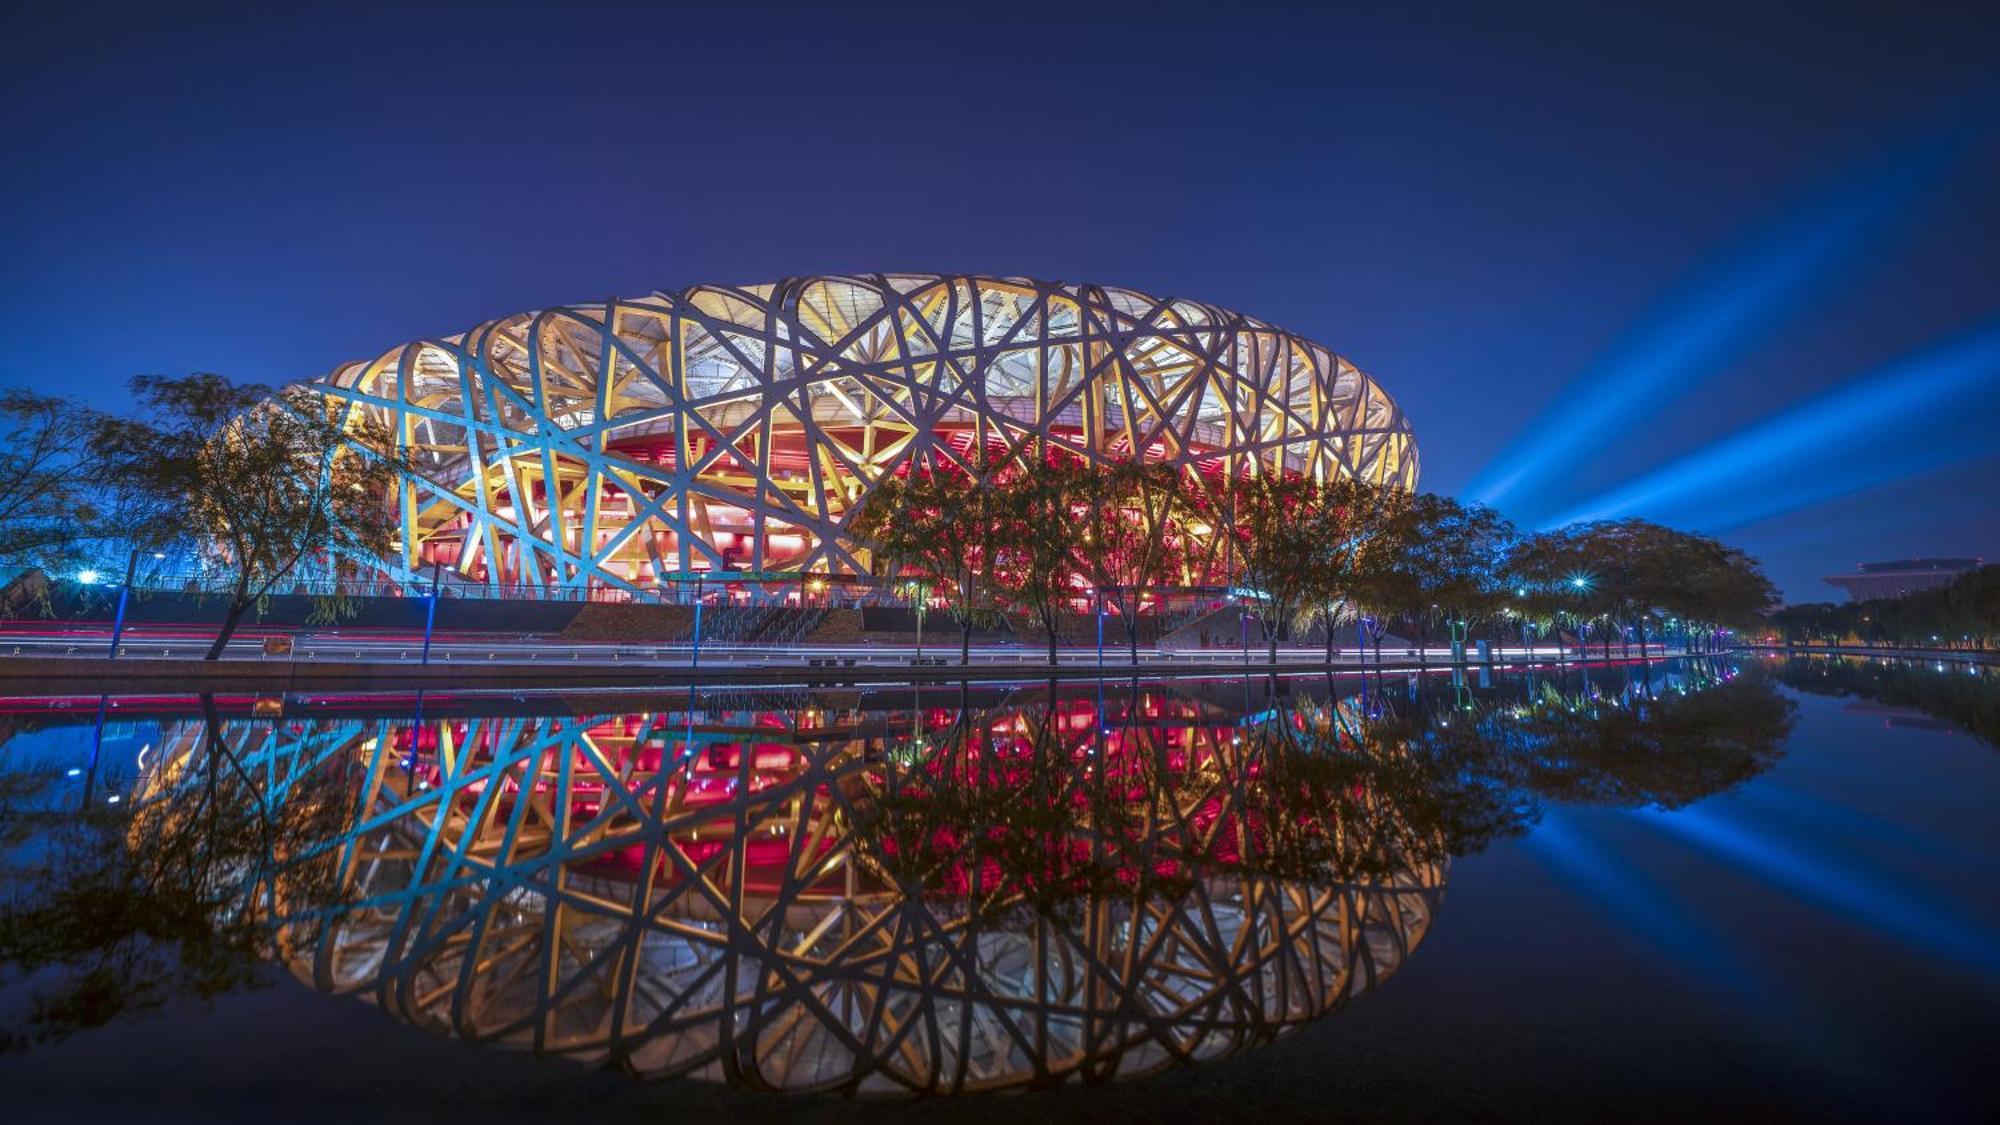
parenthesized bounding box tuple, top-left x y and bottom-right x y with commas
(420, 561, 442, 665)
(102, 551, 137, 659)
(1093, 588, 1105, 669)
(691, 574, 705, 667)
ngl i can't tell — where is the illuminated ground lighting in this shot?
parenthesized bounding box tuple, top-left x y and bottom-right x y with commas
(134, 696, 1445, 1095)
(304, 274, 1418, 593)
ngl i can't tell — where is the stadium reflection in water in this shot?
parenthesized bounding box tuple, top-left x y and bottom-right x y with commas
(125, 661, 1791, 1096)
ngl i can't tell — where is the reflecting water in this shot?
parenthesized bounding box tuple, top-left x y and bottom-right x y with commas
(1, 660, 1778, 1093)
(1763, 651, 2000, 748)
(277, 693, 1447, 1096)
(0, 656, 1993, 1116)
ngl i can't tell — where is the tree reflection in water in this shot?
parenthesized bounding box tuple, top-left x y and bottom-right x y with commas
(0, 700, 351, 1048)
(0, 660, 1793, 1091)
(1765, 653, 1999, 749)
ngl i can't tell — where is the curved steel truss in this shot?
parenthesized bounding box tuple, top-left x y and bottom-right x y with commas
(306, 274, 1420, 592)
(139, 688, 1444, 1095)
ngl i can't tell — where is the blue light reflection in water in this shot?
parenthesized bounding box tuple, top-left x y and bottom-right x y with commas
(1519, 812, 1764, 996)
(1629, 803, 2000, 979)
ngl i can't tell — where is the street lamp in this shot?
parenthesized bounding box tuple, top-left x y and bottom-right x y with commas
(903, 580, 930, 663)
(1092, 587, 1105, 668)
(106, 549, 145, 659)
(421, 560, 442, 666)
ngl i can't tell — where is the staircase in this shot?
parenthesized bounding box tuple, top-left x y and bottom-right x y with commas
(700, 604, 830, 647)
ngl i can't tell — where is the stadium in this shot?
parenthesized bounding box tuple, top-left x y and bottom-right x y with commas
(307, 274, 1419, 595)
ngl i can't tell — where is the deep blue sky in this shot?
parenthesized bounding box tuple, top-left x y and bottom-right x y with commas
(4, 1, 1997, 601)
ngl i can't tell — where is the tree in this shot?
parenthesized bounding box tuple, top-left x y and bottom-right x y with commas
(1518, 521, 1774, 658)
(1771, 564, 2000, 652)
(1646, 530, 1777, 652)
(0, 390, 109, 572)
(1501, 529, 1583, 656)
(1367, 494, 1514, 666)
(93, 374, 412, 660)
(1515, 673, 1794, 806)
(0, 701, 352, 1048)
(1303, 479, 1412, 664)
(1521, 520, 1659, 658)
(1947, 565, 2000, 650)
(850, 455, 1007, 665)
(1068, 457, 1190, 664)
(1774, 650, 1999, 744)
(1559, 521, 1649, 657)
(1201, 469, 1325, 663)
(989, 451, 1090, 663)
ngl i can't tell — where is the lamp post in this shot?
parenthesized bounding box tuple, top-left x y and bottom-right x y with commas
(420, 561, 442, 665)
(907, 581, 927, 664)
(691, 574, 706, 668)
(1566, 573, 1594, 661)
(1095, 588, 1105, 669)
(81, 693, 109, 809)
(106, 548, 141, 659)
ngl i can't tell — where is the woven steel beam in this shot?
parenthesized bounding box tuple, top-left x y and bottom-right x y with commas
(305, 275, 1420, 593)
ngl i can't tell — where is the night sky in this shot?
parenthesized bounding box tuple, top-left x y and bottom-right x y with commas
(4, 2, 1996, 601)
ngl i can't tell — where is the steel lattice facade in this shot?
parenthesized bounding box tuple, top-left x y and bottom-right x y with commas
(308, 274, 1419, 594)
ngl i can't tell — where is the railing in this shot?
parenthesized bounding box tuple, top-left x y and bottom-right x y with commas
(0, 630, 1670, 670)
(100, 569, 934, 608)
(69, 568, 1253, 619)
(8, 565, 1727, 664)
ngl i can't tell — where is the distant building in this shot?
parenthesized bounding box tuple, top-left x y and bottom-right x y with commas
(1823, 558, 1982, 602)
